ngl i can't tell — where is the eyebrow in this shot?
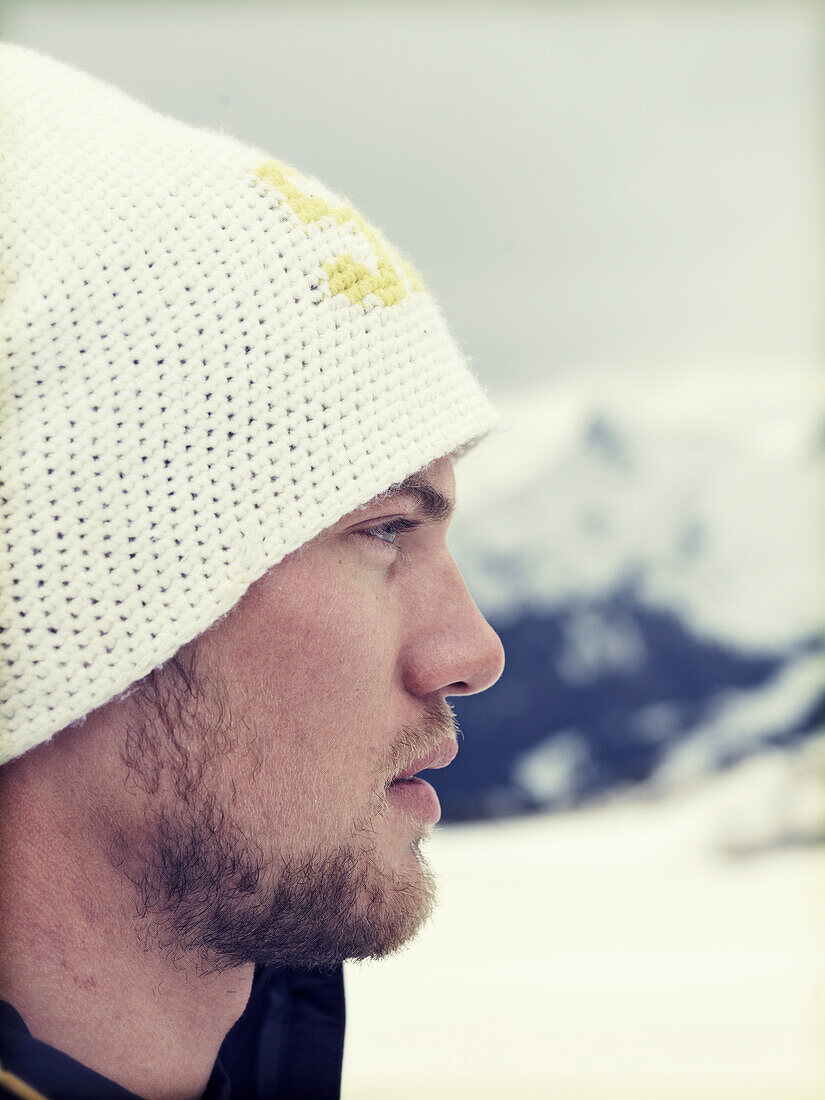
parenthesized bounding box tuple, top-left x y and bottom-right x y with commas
(379, 472, 454, 523)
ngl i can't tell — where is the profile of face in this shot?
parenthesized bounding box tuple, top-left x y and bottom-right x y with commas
(103, 456, 504, 972)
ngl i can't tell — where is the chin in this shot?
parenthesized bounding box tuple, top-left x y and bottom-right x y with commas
(116, 791, 439, 972)
(350, 848, 437, 962)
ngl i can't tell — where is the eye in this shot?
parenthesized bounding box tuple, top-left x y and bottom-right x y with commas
(369, 521, 400, 545)
(356, 517, 420, 547)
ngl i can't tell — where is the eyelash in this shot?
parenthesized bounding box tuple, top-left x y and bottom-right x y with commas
(356, 517, 421, 547)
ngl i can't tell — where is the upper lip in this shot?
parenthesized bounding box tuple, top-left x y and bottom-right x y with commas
(394, 739, 458, 781)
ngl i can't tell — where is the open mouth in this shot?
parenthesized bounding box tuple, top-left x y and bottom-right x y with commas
(386, 740, 458, 823)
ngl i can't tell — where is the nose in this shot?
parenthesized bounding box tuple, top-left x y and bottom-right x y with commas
(401, 556, 505, 700)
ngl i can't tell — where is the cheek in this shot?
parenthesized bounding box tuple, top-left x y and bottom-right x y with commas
(238, 582, 390, 717)
(209, 567, 401, 822)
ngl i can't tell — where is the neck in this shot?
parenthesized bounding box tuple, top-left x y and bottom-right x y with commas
(0, 728, 254, 1100)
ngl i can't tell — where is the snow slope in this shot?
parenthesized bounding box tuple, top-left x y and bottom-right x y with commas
(342, 745, 825, 1100)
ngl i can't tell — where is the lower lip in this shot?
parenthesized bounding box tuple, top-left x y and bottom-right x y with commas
(387, 776, 442, 824)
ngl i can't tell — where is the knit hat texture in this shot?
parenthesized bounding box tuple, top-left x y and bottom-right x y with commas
(0, 43, 497, 764)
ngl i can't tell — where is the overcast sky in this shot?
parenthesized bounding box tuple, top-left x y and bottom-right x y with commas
(3, 0, 822, 393)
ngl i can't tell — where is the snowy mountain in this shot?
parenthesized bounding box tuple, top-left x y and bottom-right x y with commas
(437, 366, 825, 820)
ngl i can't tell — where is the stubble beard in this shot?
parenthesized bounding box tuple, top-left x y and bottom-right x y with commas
(106, 649, 448, 973)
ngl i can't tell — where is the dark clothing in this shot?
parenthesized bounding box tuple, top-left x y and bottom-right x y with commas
(0, 964, 345, 1100)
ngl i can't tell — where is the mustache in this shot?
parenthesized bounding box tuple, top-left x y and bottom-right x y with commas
(384, 700, 460, 784)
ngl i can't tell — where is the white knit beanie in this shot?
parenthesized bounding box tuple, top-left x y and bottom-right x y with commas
(0, 43, 497, 765)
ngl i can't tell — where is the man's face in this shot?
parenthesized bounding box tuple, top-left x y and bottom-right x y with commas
(108, 456, 504, 970)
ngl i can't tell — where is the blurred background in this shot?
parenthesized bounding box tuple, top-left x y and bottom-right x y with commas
(3, 1, 823, 1097)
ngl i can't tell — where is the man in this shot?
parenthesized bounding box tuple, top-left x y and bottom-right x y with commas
(0, 43, 504, 1100)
